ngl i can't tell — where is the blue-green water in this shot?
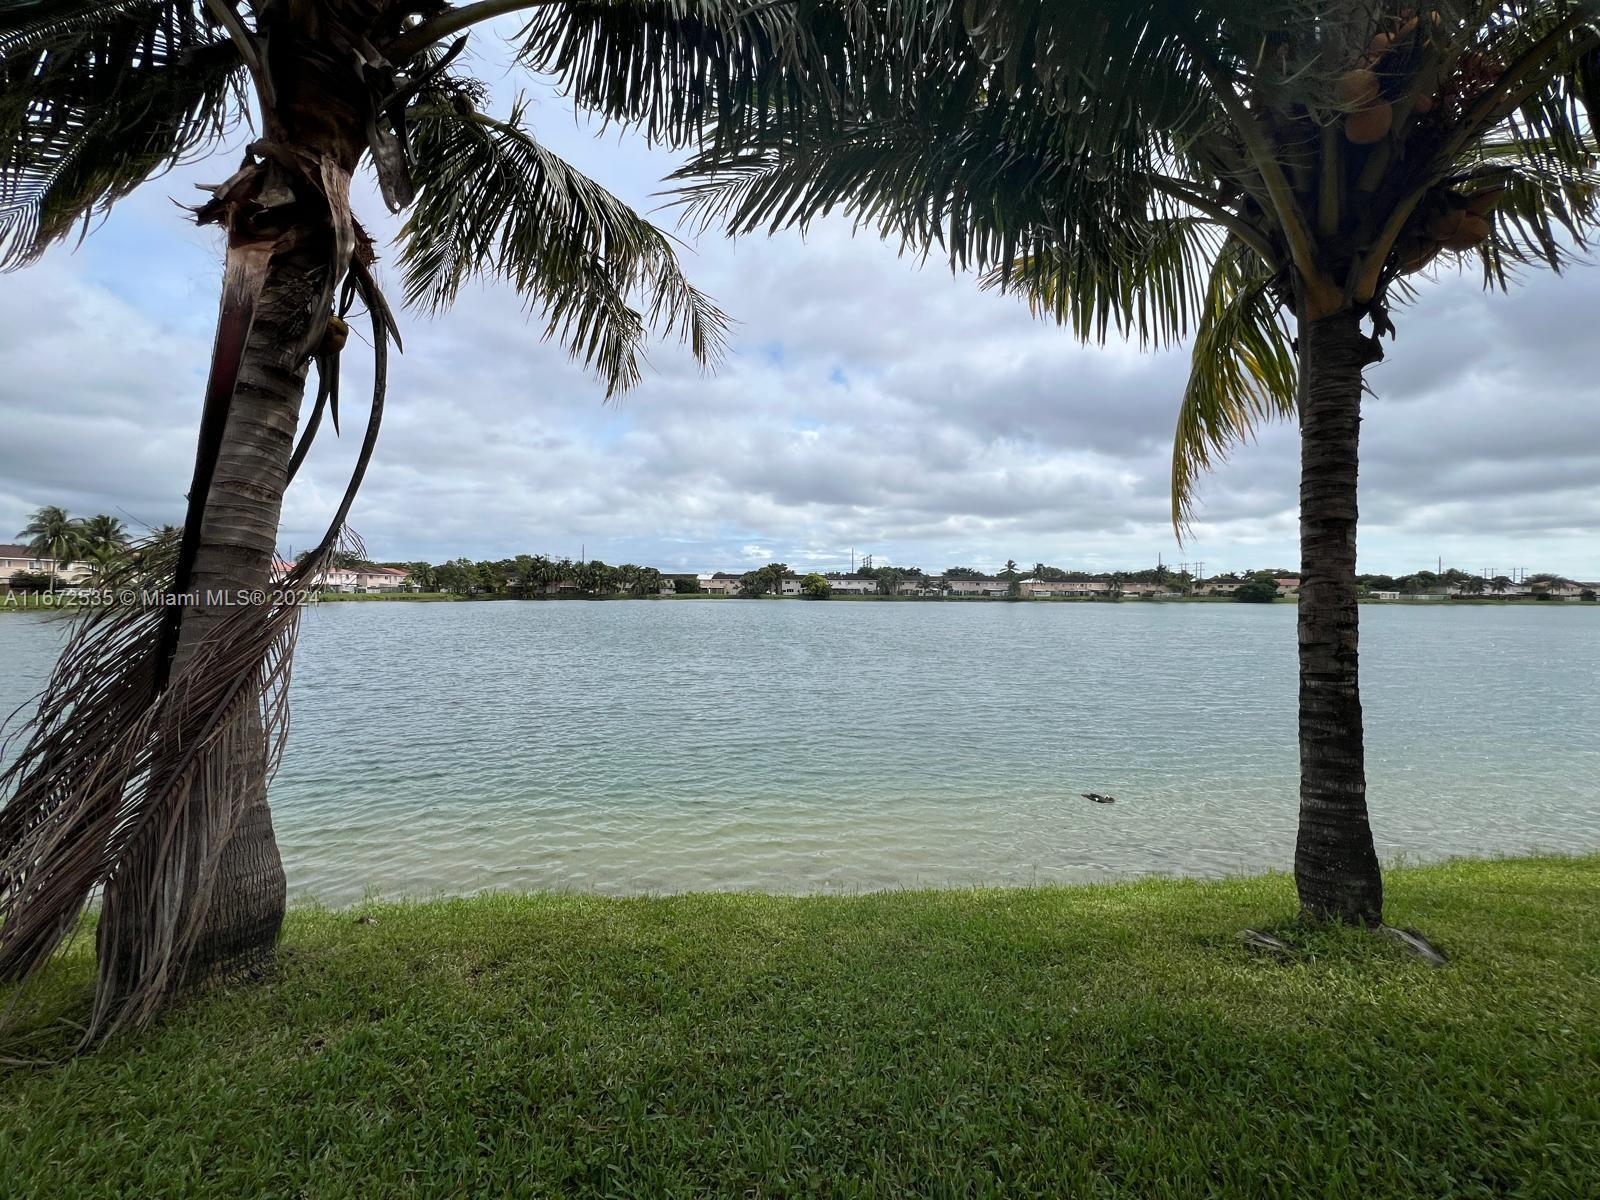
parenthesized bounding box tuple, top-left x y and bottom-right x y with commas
(2, 601, 1597, 904)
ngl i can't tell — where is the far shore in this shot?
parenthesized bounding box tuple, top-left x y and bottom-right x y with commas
(5, 590, 1596, 611)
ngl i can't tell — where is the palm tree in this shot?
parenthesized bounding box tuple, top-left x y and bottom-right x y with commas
(80, 514, 129, 554)
(675, 1, 1600, 926)
(16, 505, 84, 591)
(0, 0, 846, 1038)
(84, 544, 129, 589)
(404, 560, 438, 593)
(536, 555, 564, 598)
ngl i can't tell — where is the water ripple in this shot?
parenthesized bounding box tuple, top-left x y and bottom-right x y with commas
(2, 601, 1596, 904)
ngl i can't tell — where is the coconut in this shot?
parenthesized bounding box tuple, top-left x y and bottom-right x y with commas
(1337, 68, 1381, 108)
(1464, 187, 1508, 215)
(1427, 208, 1468, 242)
(1440, 212, 1491, 250)
(1412, 90, 1437, 113)
(1397, 238, 1442, 275)
(1344, 100, 1394, 144)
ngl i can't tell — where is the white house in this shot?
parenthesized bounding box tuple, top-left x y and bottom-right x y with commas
(824, 573, 879, 595)
(301, 563, 412, 592)
(947, 578, 1011, 597)
(0, 543, 91, 587)
(696, 572, 740, 595)
(1021, 578, 1110, 598)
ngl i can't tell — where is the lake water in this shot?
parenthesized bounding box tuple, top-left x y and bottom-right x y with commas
(2, 601, 1597, 904)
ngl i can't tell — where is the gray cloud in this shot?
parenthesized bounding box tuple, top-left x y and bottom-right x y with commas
(1, 106, 1597, 581)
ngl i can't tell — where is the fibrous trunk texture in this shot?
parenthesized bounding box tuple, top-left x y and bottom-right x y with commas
(1294, 309, 1384, 926)
(98, 243, 327, 1002)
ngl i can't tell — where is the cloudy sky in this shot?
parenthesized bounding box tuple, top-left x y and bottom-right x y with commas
(2, 59, 1598, 580)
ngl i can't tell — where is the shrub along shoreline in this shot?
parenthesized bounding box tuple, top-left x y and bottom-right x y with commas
(3, 855, 1596, 1197)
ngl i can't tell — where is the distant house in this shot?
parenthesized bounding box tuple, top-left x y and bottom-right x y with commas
(1021, 578, 1108, 598)
(824, 573, 879, 595)
(1370, 590, 1400, 600)
(1203, 579, 1241, 595)
(696, 572, 741, 595)
(1, 543, 45, 583)
(1274, 577, 1301, 596)
(1, 542, 91, 587)
(310, 564, 412, 593)
(947, 578, 1011, 597)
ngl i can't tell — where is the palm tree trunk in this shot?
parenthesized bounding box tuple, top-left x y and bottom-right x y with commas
(101, 239, 328, 989)
(1294, 309, 1384, 925)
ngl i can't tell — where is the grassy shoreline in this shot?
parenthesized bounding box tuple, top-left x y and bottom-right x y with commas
(4, 855, 1597, 1197)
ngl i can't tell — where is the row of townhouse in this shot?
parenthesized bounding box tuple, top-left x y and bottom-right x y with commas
(1368, 582, 1598, 600)
(689, 571, 1300, 598)
(270, 560, 413, 592)
(1198, 577, 1301, 597)
(0, 544, 91, 586)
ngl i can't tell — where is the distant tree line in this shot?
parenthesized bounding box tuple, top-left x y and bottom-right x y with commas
(390, 555, 666, 599)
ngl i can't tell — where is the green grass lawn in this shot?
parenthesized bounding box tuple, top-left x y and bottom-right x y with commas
(4, 856, 1597, 1198)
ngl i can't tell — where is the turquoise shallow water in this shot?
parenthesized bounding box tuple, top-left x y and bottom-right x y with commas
(2, 600, 1597, 904)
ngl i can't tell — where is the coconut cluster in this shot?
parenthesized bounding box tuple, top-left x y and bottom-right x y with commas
(1330, 10, 1510, 272)
(1396, 188, 1506, 274)
(1336, 10, 1503, 147)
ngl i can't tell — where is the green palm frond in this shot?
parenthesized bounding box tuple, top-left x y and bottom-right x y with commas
(515, 0, 889, 148)
(1171, 241, 1297, 534)
(0, 0, 243, 269)
(981, 217, 1227, 351)
(399, 95, 728, 395)
(669, 103, 1172, 277)
(1470, 148, 1600, 282)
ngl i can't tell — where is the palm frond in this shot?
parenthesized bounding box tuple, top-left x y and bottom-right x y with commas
(0, 0, 244, 268)
(670, 99, 1169, 275)
(514, 0, 882, 148)
(981, 216, 1228, 351)
(399, 95, 727, 394)
(1471, 146, 1600, 282)
(1171, 241, 1297, 534)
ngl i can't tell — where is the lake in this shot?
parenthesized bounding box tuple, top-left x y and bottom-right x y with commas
(2, 600, 1597, 904)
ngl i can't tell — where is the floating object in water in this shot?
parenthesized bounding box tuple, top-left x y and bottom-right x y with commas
(1081, 792, 1116, 804)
